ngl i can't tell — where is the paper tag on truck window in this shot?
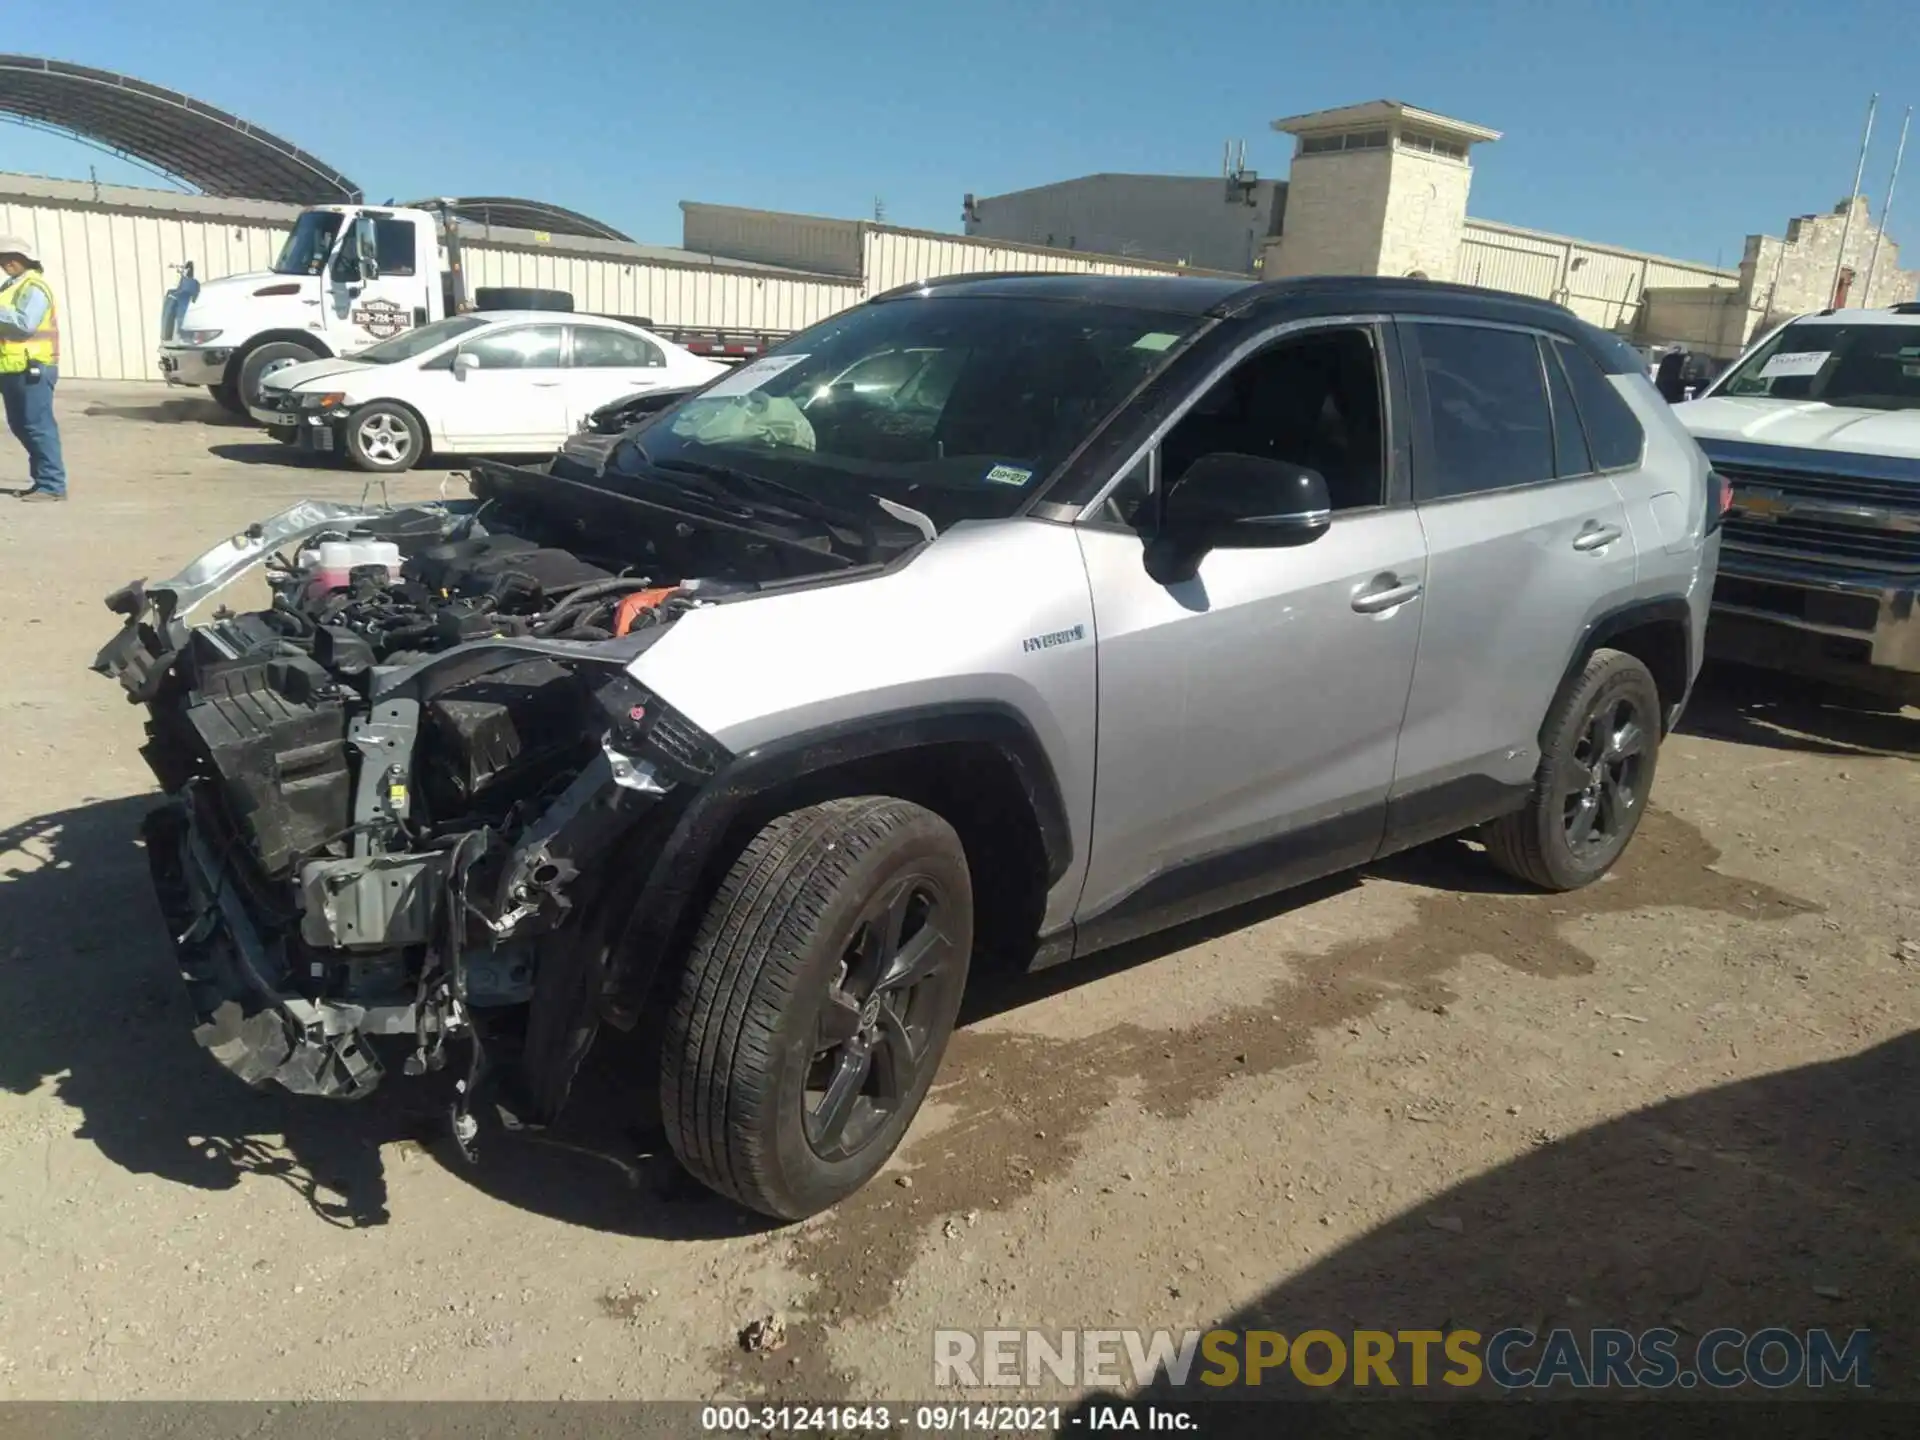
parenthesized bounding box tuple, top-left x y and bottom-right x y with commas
(1133, 332, 1180, 351)
(1757, 350, 1831, 379)
(984, 464, 1034, 486)
(700, 354, 810, 398)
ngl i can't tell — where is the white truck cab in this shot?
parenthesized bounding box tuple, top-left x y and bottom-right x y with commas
(160, 205, 456, 414)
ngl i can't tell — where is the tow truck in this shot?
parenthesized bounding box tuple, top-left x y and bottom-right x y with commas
(157, 200, 790, 414)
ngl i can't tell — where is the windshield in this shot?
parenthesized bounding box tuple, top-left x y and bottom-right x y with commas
(356, 315, 489, 364)
(1714, 320, 1920, 411)
(631, 296, 1200, 525)
(272, 211, 344, 277)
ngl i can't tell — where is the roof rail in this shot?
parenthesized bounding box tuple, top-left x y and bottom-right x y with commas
(1890, 301, 1920, 314)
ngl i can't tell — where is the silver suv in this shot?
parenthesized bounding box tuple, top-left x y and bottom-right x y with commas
(95, 275, 1723, 1219)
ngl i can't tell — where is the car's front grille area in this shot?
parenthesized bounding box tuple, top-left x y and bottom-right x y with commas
(1715, 461, 1920, 575)
(1716, 460, 1919, 511)
(1721, 513, 1920, 571)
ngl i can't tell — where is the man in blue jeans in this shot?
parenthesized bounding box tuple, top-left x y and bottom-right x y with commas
(0, 234, 67, 502)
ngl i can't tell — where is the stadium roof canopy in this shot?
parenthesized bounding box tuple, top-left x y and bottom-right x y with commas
(0, 54, 361, 204)
(415, 196, 635, 243)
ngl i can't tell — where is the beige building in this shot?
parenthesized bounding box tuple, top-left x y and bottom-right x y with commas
(967, 98, 1919, 361)
(1263, 100, 1496, 281)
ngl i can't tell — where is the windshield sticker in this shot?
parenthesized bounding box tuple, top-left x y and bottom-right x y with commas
(700, 353, 810, 399)
(1133, 331, 1180, 352)
(984, 464, 1034, 486)
(1757, 350, 1831, 379)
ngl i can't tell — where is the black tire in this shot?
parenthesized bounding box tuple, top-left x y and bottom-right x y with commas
(209, 381, 246, 416)
(1483, 648, 1662, 892)
(661, 796, 974, 1220)
(237, 341, 319, 410)
(473, 286, 573, 313)
(342, 401, 426, 473)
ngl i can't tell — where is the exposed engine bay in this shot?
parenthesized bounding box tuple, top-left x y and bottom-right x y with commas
(92, 462, 915, 1144)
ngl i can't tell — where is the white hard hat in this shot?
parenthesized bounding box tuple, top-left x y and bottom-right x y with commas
(0, 235, 38, 264)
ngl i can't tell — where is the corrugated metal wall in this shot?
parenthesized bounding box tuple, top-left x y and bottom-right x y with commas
(681, 202, 1237, 289)
(0, 188, 291, 381)
(464, 243, 857, 332)
(863, 225, 1231, 291)
(1457, 219, 1737, 331)
(681, 203, 865, 279)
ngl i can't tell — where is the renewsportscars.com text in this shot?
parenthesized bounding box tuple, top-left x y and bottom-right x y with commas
(933, 1326, 1873, 1391)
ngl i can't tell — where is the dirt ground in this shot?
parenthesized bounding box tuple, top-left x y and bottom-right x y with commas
(0, 381, 1914, 1403)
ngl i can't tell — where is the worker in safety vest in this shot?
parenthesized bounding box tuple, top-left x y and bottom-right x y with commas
(0, 235, 67, 502)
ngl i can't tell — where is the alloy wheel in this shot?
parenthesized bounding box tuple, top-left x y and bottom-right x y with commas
(356, 413, 413, 466)
(1558, 693, 1648, 855)
(804, 873, 960, 1161)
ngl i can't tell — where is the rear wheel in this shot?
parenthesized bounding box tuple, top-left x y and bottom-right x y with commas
(1484, 649, 1661, 891)
(343, 402, 426, 473)
(660, 797, 973, 1219)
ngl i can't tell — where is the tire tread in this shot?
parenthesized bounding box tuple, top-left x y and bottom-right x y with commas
(1483, 647, 1660, 892)
(661, 796, 957, 1216)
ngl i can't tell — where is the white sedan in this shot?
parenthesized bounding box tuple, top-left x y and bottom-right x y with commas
(250, 311, 728, 472)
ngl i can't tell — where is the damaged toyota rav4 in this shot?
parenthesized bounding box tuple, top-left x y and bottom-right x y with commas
(96, 274, 1721, 1219)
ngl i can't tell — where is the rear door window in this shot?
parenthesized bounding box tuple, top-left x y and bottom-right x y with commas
(1541, 337, 1594, 478)
(1554, 339, 1645, 470)
(1411, 322, 1556, 500)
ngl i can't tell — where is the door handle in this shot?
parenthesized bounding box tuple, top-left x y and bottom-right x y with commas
(531, 379, 563, 388)
(1572, 521, 1623, 552)
(1351, 576, 1422, 614)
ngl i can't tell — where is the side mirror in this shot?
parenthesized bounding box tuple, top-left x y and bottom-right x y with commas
(350, 215, 380, 283)
(1143, 453, 1331, 586)
(453, 351, 479, 378)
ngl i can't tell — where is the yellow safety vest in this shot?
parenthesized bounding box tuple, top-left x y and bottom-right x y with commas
(0, 271, 59, 374)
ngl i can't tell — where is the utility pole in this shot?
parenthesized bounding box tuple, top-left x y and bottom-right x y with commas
(1830, 93, 1878, 307)
(1862, 105, 1911, 307)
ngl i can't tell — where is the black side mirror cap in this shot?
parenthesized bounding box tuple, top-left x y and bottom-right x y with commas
(1144, 453, 1332, 584)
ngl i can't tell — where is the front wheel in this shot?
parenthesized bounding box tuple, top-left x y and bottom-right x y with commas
(660, 797, 974, 1220)
(343, 402, 426, 473)
(1483, 648, 1662, 891)
(237, 341, 317, 410)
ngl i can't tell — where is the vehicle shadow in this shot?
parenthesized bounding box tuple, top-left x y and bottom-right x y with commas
(0, 795, 752, 1242)
(1681, 662, 1920, 759)
(78, 395, 250, 426)
(1071, 1028, 1917, 1421)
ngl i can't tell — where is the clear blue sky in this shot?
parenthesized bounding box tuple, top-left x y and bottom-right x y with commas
(10, 0, 1915, 268)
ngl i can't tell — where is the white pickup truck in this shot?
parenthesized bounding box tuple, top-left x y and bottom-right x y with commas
(1674, 303, 1920, 703)
(157, 201, 789, 413)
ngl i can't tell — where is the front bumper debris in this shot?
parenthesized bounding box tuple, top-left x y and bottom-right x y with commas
(144, 799, 432, 1098)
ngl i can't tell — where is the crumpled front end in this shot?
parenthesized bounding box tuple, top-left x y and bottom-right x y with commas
(93, 494, 749, 1128)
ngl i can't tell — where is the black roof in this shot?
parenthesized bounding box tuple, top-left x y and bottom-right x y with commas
(871, 272, 1258, 314)
(872, 272, 1641, 373)
(0, 54, 360, 205)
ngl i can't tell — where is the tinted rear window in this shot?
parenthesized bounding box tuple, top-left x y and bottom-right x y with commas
(1554, 339, 1645, 470)
(1413, 322, 1555, 499)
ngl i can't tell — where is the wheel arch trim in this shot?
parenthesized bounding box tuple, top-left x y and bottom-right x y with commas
(1554, 595, 1696, 736)
(600, 700, 1073, 1017)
